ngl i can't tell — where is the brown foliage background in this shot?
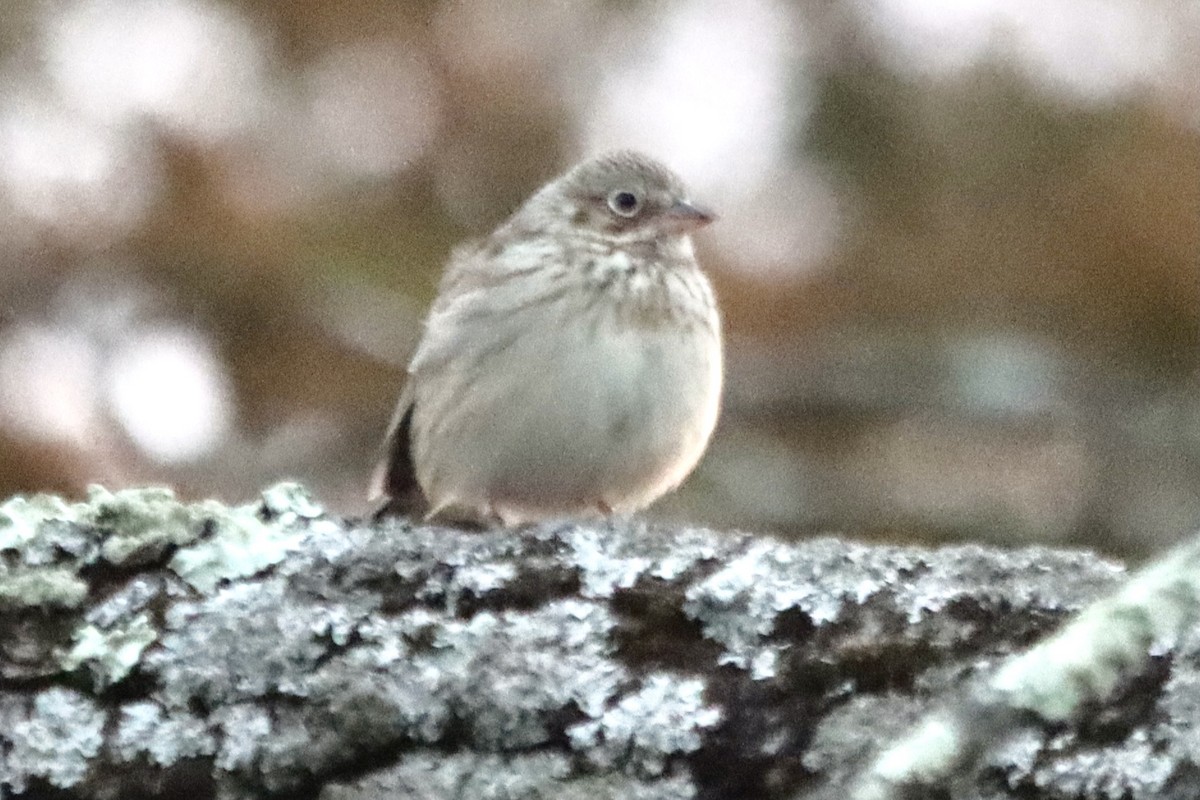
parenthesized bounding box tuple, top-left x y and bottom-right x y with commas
(1, 0, 1197, 557)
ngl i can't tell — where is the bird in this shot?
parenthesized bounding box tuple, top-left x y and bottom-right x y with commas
(370, 150, 722, 526)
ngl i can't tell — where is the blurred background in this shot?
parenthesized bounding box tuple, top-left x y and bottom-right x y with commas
(0, 0, 1197, 558)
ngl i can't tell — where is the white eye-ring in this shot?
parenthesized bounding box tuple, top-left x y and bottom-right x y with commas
(607, 190, 641, 218)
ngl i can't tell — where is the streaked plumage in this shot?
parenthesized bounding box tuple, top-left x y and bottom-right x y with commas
(371, 151, 722, 526)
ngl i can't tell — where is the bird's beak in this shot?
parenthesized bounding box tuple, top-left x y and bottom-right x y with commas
(664, 200, 717, 232)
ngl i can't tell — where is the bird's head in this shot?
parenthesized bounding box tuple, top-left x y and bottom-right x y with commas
(518, 151, 715, 246)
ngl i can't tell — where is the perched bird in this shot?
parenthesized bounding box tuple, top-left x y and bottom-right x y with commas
(371, 151, 722, 526)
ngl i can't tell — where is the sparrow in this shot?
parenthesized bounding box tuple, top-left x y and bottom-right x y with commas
(371, 150, 721, 526)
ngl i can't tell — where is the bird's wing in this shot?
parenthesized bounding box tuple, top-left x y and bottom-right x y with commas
(368, 378, 425, 511)
(430, 239, 488, 309)
(371, 234, 531, 515)
(406, 240, 499, 376)
(368, 241, 487, 514)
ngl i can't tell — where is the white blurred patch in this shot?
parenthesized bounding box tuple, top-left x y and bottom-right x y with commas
(0, 325, 102, 444)
(707, 161, 846, 280)
(433, 1, 601, 78)
(304, 39, 442, 178)
(220, 38, 442, 217)
(105, 328, 233, 463)
(584, 0, 796, 197)
(861, 0, 1199, 108)
(45, 0, 266, 142)
(579, 0, 842, 280)
(0, 98, 159, 240)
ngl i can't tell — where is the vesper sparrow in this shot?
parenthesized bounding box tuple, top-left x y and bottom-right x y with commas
(371, 151, 722, 526)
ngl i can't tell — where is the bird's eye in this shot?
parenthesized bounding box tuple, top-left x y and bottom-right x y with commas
(607, 190, 641, 218)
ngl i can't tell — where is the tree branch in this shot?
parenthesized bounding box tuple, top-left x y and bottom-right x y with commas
(1, 484, 1194, 800)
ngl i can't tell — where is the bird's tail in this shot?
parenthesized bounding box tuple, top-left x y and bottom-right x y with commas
(369, 389, 428, 520)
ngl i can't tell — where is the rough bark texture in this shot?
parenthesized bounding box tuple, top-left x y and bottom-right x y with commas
(0, 483, 1194, 800)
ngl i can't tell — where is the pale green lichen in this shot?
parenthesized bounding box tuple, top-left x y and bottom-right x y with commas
(90, 485, 210, 565)
(0, 564, 89, 609)
(0, 491, 91, 610)
(1, 484, 315, 609)
(0, 492, 86, 607)
(169, 501, 306, 594)
(62, 612, 158, 688)
(0, 486, 211, 608)
(0, 492, 80, 550)
(260, 481, 325, 521)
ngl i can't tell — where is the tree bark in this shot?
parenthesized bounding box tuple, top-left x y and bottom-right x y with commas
(0, 483, 1193, 800)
